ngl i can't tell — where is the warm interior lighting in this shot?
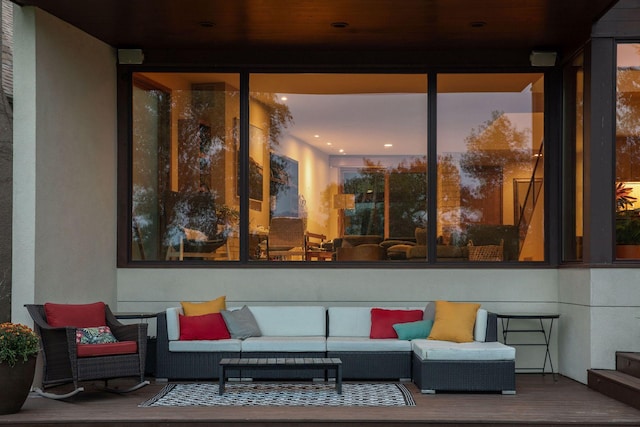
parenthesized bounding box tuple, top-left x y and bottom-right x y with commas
(333, 194, 356, 209)
(620, 182, 640, 209)
(384, 143, 393, 148)
(470, 21, 486, 28)
(331, 22, 349, 29)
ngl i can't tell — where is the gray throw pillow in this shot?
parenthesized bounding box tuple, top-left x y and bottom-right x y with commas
(221, 305, 262, 339)
(423, 301, 436, 321)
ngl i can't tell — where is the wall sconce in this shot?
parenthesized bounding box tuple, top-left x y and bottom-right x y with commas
(117, 49, 145, 65)
(333, 194, 356, 210)
(529, 51, 557, 67)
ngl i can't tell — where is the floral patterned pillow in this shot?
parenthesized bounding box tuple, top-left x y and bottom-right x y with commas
(75, 326, 118, 344)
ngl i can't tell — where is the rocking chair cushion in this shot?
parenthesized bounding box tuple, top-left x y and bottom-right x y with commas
(77, 341, 138, 358)
(44, 302, 106, 327)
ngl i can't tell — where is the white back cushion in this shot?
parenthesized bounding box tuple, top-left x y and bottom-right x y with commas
(166, 307, 184, 341)
(474, 308, 488, 342)
(327, 307, 424, 337)
(328, 307, 373, 337)
(247, 306, 326, 336)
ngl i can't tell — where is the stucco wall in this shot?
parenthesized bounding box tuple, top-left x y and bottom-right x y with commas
(12, 7, 117, 325)
(558, 268, 640, 384)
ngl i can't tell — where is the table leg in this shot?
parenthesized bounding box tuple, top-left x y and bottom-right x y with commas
(541, 318, 557, 380)
(218, 365, 225, 395)
(336, 364, 342, 394)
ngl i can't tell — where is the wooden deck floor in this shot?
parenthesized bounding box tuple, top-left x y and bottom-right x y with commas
(1, 375, 640, 427)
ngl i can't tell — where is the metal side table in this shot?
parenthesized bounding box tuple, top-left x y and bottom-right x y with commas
(497, 313, 560, 380)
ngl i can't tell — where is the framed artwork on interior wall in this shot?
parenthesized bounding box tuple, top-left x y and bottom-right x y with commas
(270, 154, 299, 218)
(248, 157, 264, 201)
(235, 121, 266, 207)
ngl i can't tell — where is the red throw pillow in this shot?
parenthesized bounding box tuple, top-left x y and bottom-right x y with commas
(370, 308, 424, 339)
(179, 313, 231, 340)
(44, 302, 106, 328)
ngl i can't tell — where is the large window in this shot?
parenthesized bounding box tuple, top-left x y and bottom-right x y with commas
(125, 71, 547, 264)
(436, 74, 545, 262)
(131, 74, 241, 262)
(616, 44, 640, 259)
(248, 74, 428, 262)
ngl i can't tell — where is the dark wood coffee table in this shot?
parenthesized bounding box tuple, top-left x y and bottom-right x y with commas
(218, 357, 342, 395)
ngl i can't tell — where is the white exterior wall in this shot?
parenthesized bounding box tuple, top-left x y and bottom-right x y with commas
(12, 7, 117, 326)
(12, 6, 640, 387)
(559, 268, 640, 384)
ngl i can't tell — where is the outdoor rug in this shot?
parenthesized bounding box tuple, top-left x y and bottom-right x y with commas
(140, 382, 416, 407)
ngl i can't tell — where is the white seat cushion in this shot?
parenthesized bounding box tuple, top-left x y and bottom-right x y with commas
(169, 339, 242, 352)
(241, 336, 326, 352)
(327, 337, 412, 352)
(411, 339, 515, 361)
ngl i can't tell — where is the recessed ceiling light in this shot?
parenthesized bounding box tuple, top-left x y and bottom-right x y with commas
(384, 143, 393, 148)
(339, 149, 344, 153)
(331, 22, 349, 29)
(470, 21, 486, 28)
(326, 142, 332, 146)
(280, 96, 288, 101)
(314, 134, 320, 138)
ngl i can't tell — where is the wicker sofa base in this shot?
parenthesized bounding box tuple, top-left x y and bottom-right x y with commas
(327, 351, 412, 380)
(412, 353, 516, 394)
(155, 350, 240, 380)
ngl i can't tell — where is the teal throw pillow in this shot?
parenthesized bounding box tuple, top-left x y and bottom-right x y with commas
(392, 320, 434, 340)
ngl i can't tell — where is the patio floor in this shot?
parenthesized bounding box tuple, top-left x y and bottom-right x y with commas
(1, 374, 640, 426)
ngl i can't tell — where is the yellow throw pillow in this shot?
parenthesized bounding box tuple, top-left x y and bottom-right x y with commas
(427, 300, 481, 343)
(181, 296, 226, 316)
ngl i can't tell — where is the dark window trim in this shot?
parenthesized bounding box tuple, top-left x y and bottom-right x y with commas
(117, 65, 553, 268)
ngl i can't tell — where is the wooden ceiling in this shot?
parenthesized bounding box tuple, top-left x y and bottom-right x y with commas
(14, 0, 618, 61)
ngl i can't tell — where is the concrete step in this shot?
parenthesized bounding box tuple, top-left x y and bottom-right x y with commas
(588, 369, 640, 411)
(616, 352, 640, 379)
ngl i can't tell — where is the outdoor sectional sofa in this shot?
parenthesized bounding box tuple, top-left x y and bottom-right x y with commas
(155, 303, 516, 394)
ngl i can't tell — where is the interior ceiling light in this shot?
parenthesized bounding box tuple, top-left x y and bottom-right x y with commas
(384, 143, 393, 148)
(199, 21, 215, 28)
(280, 96, 288, 101)
(331, 22, 349, 29)
(326, 142, 332, 146)
(314, 134, 320, 138)
(470, 21, 486, 28)
(339, 149, 344, 153)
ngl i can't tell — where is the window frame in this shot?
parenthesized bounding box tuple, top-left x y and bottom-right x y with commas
(117, 67, 553, 268)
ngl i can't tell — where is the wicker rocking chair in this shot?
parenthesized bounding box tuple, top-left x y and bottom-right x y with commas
(25, 303, 149, 399)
